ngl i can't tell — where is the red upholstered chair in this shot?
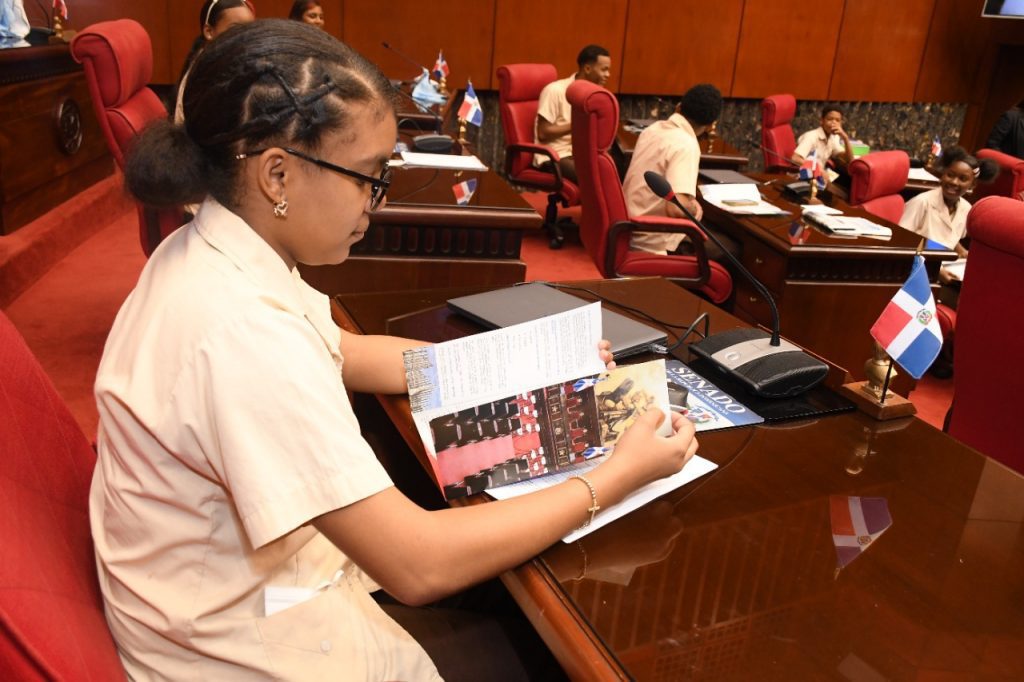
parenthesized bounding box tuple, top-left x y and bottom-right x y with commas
(496, 64, 581, 248)
(0, 311, 125, 680)
(71, 19, 183, 256)
(566, 80, 732, 304)
(761, 94, 797, 172)
(972, 148, 1024, 202)
(946, 197, 1024, 473)
(848, 150, 910, 224)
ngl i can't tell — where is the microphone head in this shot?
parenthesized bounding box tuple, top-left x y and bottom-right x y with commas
(643, 171, 673, 199)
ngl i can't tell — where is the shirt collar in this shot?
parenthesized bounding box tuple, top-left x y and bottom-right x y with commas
(668, 113, 696, 137)
(193, 198, 341, 356)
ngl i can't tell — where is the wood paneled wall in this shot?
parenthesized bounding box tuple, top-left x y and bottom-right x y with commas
(52, 1, 1024, 119)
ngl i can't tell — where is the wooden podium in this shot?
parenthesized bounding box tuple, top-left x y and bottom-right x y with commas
(0, 44, 112, 234)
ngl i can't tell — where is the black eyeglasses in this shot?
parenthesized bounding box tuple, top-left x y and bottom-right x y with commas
(236, 147, 392, 210)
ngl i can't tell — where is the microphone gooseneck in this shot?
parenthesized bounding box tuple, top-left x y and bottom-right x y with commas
(752, 141, 801, 169)
(643, 171, 781, 346)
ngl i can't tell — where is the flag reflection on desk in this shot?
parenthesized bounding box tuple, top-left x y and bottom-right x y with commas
(452, 178, 477, 205)
(830, 495, 892, 571)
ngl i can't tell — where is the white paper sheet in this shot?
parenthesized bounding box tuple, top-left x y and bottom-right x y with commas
(399, 151, 488, 171)
(699, 184, 790, 215)
(801, 204, 843, 216)
(404, 304, 607, 453)
(907, 167, 940, 183)
(941, 258, 967, 281)
(486, 454, 719, 542)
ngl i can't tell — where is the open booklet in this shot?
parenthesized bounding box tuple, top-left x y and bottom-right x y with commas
(401, 304, 719, 523)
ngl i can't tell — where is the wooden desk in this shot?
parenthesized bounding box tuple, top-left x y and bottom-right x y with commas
(333, 278, 1024, 681)
(617, 123, 749, 170)
(700, 174, 955, 393)
(300, 165, 541, 295)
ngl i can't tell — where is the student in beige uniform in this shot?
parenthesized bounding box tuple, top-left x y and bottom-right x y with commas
(792, 104, 853, 168)
(622, 83, 738, 261)
(93, 20, 698, 681)
(534, 44, 612, 183)
(899, 146, 999, 256)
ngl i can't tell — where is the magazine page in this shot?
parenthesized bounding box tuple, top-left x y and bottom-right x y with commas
(403, 304, 678, 499)
(413, 359, 672, 499)
(665, 360, 763, 430)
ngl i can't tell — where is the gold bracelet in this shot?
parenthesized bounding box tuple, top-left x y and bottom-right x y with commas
(574, 540, 589, 581)
(570, 474, 600, 530)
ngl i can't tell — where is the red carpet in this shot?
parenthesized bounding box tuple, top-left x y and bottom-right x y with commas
(2, 188, 953, 439)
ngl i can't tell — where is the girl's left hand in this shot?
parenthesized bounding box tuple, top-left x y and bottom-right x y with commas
(598, 339, 616, 370)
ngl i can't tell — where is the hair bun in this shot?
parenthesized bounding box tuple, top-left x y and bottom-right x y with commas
(125, 119, 210, 208)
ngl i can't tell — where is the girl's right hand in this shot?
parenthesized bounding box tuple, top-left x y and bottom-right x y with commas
(602, 408, 698, 490)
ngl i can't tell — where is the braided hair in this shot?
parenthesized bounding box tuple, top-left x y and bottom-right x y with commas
(128, 19, 396, 209)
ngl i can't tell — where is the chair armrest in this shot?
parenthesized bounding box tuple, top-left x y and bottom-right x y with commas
(504, 142, 563, 191)
(608, 217, 711, 283)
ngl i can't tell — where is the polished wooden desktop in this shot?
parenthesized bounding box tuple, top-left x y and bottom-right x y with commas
(617, 124, 749, 170)
(300, 162, 541, 296)
(699, 174, 955, 394)
(332, 277, 1024, 681)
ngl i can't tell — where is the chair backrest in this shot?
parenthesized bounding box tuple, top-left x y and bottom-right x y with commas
(973, 148, 1024, 202)
(0, 312, 125, 680)
(70, 19, 166, 169)
(567, 79, 628, 276)
(761, 94, 797, 171)
(848, 150, 910, 224)
(496, 64, 558, 179)
(71, 19, 181, 256)
(947, 196, 1024, 473)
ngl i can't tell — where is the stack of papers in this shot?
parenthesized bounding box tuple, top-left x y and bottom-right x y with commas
(699, 183, 790, 216)
(397, 151, 488, 171)
(804, 213, 892, 240)
(907, 167, 940, 183)
(941, 258, 967, 281)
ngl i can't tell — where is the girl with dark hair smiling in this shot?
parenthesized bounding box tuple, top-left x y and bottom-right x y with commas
(93, 19, 697, 680)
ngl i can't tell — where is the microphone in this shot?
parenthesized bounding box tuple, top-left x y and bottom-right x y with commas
(643, 171, 828, 398)
(390, 83, 454, 154)
(381, 41, 430, 76)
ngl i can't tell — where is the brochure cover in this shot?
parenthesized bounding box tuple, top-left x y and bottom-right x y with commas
(665, 359, 763, 430)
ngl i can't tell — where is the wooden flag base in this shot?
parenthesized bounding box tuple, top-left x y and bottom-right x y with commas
(840, 381, 917, 421)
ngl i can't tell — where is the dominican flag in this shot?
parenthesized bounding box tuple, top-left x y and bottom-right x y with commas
(53, 0, 68, 21)
(457, 81, 484, 127)
(931, 135, 942, 159)
(870, 255, 942, 379)
(798, 150, 826, 190)
(432, 50, 450, 80)
(571, 376, 601, 392)
(830, 496, 892, 570)
(452, 178, 477, 205)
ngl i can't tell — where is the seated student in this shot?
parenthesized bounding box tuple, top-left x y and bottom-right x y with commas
(621, 83, 738, 260)
(899, 146, 999, 258)
(792, 104, 853, 168)
(94, 19, 698, 681)
(986, 98, 1024, 159)
(289, 0, 325, 29)
(174, 0, 255, 123)
(534, 44, 612, 184)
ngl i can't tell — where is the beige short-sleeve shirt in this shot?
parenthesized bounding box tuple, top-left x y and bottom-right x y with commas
(794, 126, 846, 166)
(899, 187, 971, 249)
(534, 74, 575, 166)
(622, 113, 700, 254)
(90, 199, 440, 681)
